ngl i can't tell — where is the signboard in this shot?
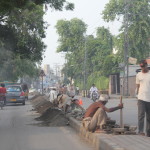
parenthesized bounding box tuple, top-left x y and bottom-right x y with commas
(128, 57, 137, 65)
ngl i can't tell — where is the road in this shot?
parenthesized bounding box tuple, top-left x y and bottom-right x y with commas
(0, 101, 94, 150)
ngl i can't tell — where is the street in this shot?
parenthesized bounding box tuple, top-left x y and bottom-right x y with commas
(0, 101, 94, 150)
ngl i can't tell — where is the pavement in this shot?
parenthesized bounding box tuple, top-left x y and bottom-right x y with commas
(67, 94, 150, 150)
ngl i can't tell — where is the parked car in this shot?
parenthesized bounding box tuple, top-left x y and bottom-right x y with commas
(6, 85, 26, 105)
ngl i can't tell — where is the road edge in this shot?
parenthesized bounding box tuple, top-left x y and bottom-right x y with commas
(68, 116, 125, 150)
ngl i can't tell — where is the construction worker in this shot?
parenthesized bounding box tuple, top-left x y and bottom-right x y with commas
(57, 94, 84, 113)
(49, 88, 57, 103)
(82, 94, 123, 133)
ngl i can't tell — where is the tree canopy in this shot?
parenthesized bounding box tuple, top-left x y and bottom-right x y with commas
(56, 18, 117, 89)
(102, 0, 150, 60)
(0, 0, 74, 13)
(0, 0, 74, 81)
(55, 0, 150, 90)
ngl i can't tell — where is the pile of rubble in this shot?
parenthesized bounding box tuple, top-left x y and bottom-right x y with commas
(30, 94, 68, 126)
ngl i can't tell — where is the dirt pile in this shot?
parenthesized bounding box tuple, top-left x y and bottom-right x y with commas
(32, 96, 53, 113)
(35, 108, 68, 126)
(31, 94, 68, 126)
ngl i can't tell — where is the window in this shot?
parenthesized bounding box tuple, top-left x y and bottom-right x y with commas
(7, 86, 21, 92)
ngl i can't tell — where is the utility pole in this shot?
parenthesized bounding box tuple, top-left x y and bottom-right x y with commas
(40, 70, 46, 95)
(124, 0, 129, 96)
(83, 35, 87, 91)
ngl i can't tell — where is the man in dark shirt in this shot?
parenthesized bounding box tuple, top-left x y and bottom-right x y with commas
(83, 94, 123, 132)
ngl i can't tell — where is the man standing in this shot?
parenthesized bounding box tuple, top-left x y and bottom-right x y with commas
(0, 83, 7, 105)
(76, 86, 79, 95)
(82, 94, 123, 133)
(136, 60, 150, 136)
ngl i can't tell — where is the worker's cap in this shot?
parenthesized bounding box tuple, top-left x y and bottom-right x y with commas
(99, 94, 109, 102)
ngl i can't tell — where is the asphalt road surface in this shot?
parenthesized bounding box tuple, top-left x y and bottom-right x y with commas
(0, 101, 94, 150)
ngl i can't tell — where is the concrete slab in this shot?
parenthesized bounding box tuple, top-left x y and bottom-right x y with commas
(68, 116, 150, 150)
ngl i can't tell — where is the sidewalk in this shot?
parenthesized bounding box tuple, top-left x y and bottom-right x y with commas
(68, 95, 150, 150)
(68, 116, 150, 150)
(109, 94, 137, 99)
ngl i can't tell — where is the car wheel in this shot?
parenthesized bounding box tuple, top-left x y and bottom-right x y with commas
(22, 101, 25, 105)
(4, 101, 7, 106)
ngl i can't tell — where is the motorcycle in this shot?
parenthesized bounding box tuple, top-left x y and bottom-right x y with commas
(91, 91, 99, 102)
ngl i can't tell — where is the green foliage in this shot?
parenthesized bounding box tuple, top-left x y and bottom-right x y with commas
(85, 27, 115, 77)
(0, 4, 47, 62)
(87, 73, 109, 90)
(0, 55, 40, 81)
(0, 0, 74, 13)
(56, 19, 115, 90)
(56, 1, 150, 90)
(100, 54, 119, 77)
(56, 18, 87, 87)
(97, 77, 109, 90)
(102, 0, 150, 61)
(56, 18, 87, 53)
(0, 0, 74, 80)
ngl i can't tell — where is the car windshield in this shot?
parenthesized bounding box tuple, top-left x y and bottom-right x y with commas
(7, 86, 21, 92)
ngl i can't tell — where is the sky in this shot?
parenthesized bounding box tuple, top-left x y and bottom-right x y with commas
(42, 0, 121, 69)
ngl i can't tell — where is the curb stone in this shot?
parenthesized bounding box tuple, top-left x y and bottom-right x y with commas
(68, 116, 125, 150)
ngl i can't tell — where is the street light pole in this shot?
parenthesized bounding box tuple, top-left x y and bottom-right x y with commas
(42, 75, 43, 94)
(124, 0, 129, 96)
(40, 70, 46, 95)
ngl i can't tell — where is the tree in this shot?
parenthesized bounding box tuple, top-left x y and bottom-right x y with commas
(102, 0, 150, 61)
(0, 55, 40, 81)
(0, 3, 47, 62)
(56, 18, 87, 53)
(56, 18, 87, 83)
(0, 0, 74, 13)
(56, 19, 115, 88)
(0, 0, 74, 81)
(85, 27, 114, 77)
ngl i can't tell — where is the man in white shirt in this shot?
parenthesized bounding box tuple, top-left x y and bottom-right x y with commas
(90, 84, 99, 99)
(136, 60, 150, 137)
(49, 88, 57, 103)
